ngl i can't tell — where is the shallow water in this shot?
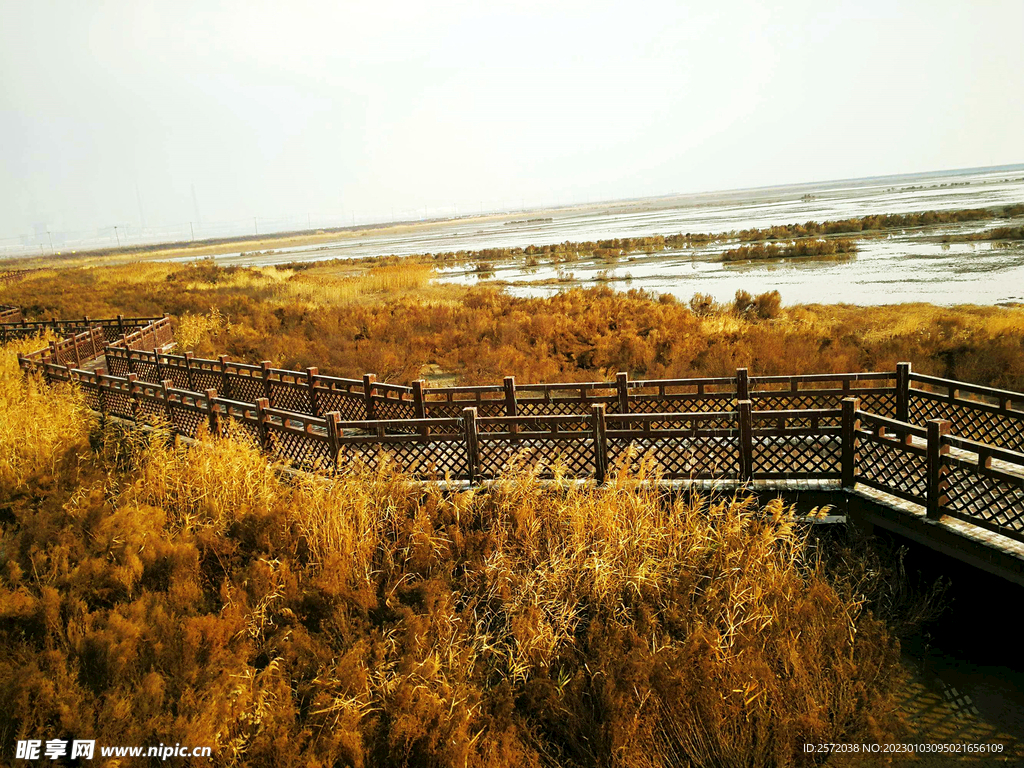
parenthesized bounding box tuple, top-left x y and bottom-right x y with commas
(212, 166, 1024, 306)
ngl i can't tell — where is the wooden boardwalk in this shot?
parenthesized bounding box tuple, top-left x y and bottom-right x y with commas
(9, 311, 1024, 582)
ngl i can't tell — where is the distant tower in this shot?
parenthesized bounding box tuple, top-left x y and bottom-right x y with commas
(191, 183, 203, 227)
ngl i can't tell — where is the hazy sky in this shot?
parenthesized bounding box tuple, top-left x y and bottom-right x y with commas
(2, 0, 1022, 239)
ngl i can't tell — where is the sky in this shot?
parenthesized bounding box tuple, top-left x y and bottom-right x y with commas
(1, 0, 1022, 245)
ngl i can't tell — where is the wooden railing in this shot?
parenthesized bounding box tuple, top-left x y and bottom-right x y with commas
(37, 356, 1024, 548)
(2, 314, 167, 343)
(0, 305, 24, 324)
(9, 305, 1024, 547)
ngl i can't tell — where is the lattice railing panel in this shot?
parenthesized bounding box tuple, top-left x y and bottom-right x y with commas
(80, 381, 101, 411)
(337, 439, 468, 479)
(106, 355, 130, 378)
(316, 389, 365, 421)
(425, 400, 507, 431)
(516, 401, 594, 430)
(943, 462, 1024, 537)
(226, 374, 265, 405)
(374, 397, 415, 421)
(132, 360, 160, 384)
(477, 436, 595, 478)
(103, 389, 135, 419)
(191, 369, 223, 394)
(856, 436, 927, 502)
(607, 436, 739, 479)
(270, 382, 313, 415)
(170, 405, 207, 439)
(136, 395, 168, 424)
(160, 366, 190, 390)
(266, 425, 334, 472)
(631, 396, 734, 416)
(910, 394, 1024, 453)
(753, 434, 841, 477)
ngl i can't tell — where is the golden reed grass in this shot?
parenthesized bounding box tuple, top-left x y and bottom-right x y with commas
(0, 340, 907, 766)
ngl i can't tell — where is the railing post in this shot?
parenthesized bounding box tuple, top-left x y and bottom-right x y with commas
(184, 352, 195, 391)
(325, 411, 342, 474)
(616, 371, 629, 414)
(153, 347, 163, 382)
(219, 355, 231, 399)
(363, 373, 377, 420)
(255, 397, 271, 452)
(738, 399, 753, 482)
(736, 367, 750, 403)
(127, 373, 140, 421)
(306, 367, 320, 416)
(48, 340, 59, 365)
(926, 419, 951, 521)
(412, 379, 428, 437)
(161, 379, 174, 426)
(260, 360, 273, 404)
(463, 407, 479, 485)
(96, 367, 107, 415)
(842, 397, 861, 488)
(205, 389, 220, 436)
(503, 376, 518, 416)
(895, 361, 911, 423)
(591, 403, 607, 484)
(73, 334, 82, 369)
(117, 314, 125, 337)
(122, 335, 135, 374)
(412, 379, 427, 418)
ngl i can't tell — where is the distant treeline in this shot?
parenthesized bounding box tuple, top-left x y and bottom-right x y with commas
(722, 239, 859, 262)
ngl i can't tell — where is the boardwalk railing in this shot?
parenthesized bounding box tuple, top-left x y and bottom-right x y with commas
(1, 314, 167, 344)
(38, 360, 1024, 548)
(9, 306, 1024, 546)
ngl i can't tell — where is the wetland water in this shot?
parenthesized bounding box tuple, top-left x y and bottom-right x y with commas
(211, 166, 1024, 306)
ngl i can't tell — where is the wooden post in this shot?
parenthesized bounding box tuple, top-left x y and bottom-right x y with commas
(738, 399, 753, 482)
(412, 379, 428, 437)
(72, 333, 82, 369)
(736, 367, 750, 403)
(616, 371, 629, 414)
(127, 373, 140, 421)
(842, 397, 861, 488)
(122, 335, 135, 374)
(161, 379, 175, 426)
(260, 361, 273, 404)
(219, 355, 231, 399)
(503, 376, 518, 416)
(205, 389, 220, 436)
(325, 411, 342, 474)
(504, 376, 518, 434)
(895, 361, 911, 424)
(96, 367, 107, 414)
(255, 397, 271, 451)
(363, 373, 377, 420)
(463, 407, 479, 485)
(926, 419, 951, 520)
(153, 347, 163, 383)
(591, 403, 608, 484)
(184, 352, 196, 391)
(306, 367, 320, 416)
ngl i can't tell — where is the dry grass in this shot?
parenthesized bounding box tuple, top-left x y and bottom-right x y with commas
(0, 345, 909, 766)
(0, 339, 91, 494)
(7, 260, 1024, 390)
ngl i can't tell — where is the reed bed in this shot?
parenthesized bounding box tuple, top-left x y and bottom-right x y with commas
(0, 340, 907, 766)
